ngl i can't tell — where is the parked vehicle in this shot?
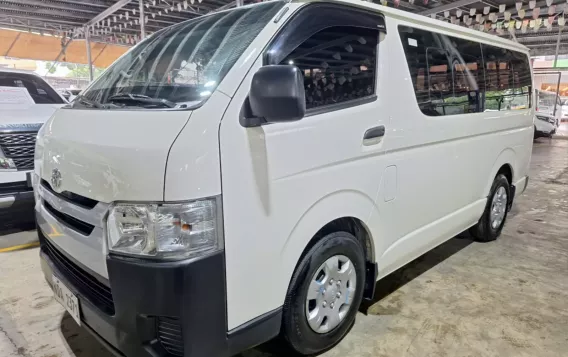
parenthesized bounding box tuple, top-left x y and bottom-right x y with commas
(0, 69, 65, 226)
(534, 113, 557, 138)
(561, 98, 568, 121)
(536, 89, 561, 128)
(33, 1, 533, 356)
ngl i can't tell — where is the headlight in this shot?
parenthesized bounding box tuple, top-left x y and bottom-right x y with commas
(107, 198, 221, 260)
(0, 158, 17, 170)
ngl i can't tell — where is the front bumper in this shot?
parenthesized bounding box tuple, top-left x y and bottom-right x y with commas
(39, 224, 230, 357)
(38, 224, 281, 357)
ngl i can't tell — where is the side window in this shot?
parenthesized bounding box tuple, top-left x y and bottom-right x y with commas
(278, 26, 378, 110)
(481, 44, 531, 111)
(398, 26, 482, 116)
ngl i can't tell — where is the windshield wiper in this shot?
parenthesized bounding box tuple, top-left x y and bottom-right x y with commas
(107, 93, 177, 108)
(74, 96, 105, 109)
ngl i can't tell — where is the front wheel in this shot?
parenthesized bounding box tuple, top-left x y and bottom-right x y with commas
(281, 232, 366, 355)
(469, 174, 510, 242)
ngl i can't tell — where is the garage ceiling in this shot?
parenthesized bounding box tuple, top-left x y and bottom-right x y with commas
(0, 0, 567, 56)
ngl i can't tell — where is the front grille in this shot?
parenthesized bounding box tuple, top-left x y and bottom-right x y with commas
(43, 200, 95, 236)
(0, 131, 37, 171)
(41, 180, 98, 209)
(157, 317, 184, 356)
(41, 235, 116, 315)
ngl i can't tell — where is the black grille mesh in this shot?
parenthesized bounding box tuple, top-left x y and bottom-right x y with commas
(157, 317, 184, 356)
(41, 235, 115, 315)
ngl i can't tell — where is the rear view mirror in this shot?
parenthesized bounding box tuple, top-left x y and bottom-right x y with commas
(241, 65, 306, 127)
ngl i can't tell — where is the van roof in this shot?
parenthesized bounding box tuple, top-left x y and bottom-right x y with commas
(297, 0, 529, 53)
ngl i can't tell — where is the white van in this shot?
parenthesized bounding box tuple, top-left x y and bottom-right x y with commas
(33, 1, 533, 356)
(0, 69, 65, 226)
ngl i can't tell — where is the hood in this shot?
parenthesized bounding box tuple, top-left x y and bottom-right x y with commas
(36, 108, 191, 203)
(1, 104, 62, 126)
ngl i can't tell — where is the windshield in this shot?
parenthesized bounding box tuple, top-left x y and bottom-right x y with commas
(77, 1, 284, 110)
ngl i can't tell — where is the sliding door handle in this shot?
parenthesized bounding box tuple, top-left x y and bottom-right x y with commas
(363, 125, 385, 140)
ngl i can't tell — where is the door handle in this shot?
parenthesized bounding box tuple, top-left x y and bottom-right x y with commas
(363, 125, 385, 144)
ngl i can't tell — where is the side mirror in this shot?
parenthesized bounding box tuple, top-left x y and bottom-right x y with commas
(241, 65, 306, 127)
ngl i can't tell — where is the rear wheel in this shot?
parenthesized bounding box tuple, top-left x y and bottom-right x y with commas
(281, 232, 365, 355)
(469, 174, 510, 242)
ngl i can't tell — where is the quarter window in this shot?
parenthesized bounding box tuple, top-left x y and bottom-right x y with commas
(278, 26, 378, 110)
(482, 44, 532, 111)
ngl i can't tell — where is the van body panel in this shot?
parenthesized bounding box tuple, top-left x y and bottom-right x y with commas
(35, 109, 191, 203)
(164, 91, 228, 201)
(373, 16, 534, 274)
(220, 47, 388, 328)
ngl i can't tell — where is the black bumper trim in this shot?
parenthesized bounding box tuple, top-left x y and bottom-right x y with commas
(227, 307, 282, 355)
(0, 186, 34, 228)
(40, 238, 282, 357)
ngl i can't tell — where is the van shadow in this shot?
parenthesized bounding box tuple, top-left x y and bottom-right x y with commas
(59, 312, 114, 357)
(359, 233, 474, 313)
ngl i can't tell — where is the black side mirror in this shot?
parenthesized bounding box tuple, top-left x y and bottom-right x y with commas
(241, 65, 306, 127)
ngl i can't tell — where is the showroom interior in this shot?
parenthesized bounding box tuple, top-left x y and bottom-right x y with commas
(1, 0, 567, 357)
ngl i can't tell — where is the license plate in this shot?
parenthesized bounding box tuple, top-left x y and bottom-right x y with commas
(52, 276, 81, 326)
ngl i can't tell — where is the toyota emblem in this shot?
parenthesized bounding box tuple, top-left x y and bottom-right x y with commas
(51, 168, 62, 190)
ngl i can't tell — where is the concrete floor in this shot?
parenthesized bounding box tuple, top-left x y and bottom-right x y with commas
(1, 139, 567, 357)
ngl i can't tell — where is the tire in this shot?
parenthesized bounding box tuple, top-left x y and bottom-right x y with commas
(469, 174, 510, 242)
(281, 232, 366, 355)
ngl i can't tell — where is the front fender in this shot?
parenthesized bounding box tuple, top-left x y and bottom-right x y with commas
(278, 190, 376, 299)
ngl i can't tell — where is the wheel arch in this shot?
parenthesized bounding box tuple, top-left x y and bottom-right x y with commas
(483, 148, 516, 197)
(280, 190, 377, 304)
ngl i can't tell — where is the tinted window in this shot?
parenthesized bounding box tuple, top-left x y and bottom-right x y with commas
(398, 26, 482, 116)
(0, 73, 64, 104)
(79, 1, 284, 109)
(482, 45, 532, 111)
(398, 26, 532, 116)
(278, 26, 378, 110)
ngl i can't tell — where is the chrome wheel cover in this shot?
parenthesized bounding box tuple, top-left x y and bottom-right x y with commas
(490, 186, 508, 229)
(305, 255, 357, 334)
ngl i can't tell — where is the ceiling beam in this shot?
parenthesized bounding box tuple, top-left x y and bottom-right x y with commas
(0, 4, 92, 21)
(86, 0, 131, 26)
(419, 0, 480, 16)
(0, 13, 83, 26)
(3, 0, 100, 14)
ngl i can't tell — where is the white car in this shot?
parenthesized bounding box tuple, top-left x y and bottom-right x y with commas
(534, 113, 556, 138)
(0, 69, 66, 225)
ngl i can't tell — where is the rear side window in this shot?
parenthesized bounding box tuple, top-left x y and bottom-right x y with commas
(398, 26, 532, 116)
(278, 26, 378, 110)
(0, 73, 64, 104)
(482, 45, 532, 111)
